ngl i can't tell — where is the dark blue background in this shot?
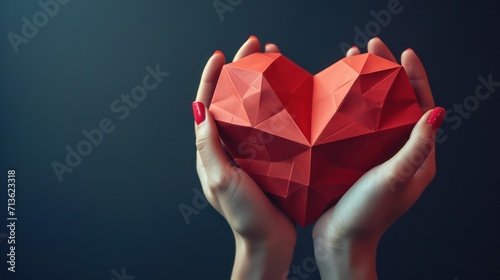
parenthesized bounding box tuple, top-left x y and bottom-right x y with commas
(1, 0, 499, 279)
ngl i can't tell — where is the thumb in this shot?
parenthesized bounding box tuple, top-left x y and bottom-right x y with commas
(384, 107, 445, 184)
(193, 101, 233, 190)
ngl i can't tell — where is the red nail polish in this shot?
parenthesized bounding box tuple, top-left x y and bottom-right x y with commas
(213, 50, 223, 55)
(427, 107, 445, 129)
(192, 102, 206, 125)
(249, 35, 257, 40)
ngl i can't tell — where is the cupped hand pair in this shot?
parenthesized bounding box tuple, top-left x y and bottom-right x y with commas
(192, 36, 444, 280)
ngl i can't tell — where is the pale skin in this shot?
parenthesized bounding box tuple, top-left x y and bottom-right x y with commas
(194, 36, 440, 280)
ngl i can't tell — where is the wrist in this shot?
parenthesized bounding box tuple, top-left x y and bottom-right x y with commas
(314, 234, 380, 280)
(232, 230, 296, 280)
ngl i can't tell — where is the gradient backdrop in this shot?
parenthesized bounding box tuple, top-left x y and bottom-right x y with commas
(1, 0, 499, 279)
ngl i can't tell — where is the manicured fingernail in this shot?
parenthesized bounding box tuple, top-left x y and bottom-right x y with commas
(213, 50, 222, 55)
(192, 101, 206, 125)
(249, 35, 257, 40)
(427, 107, 445, 129)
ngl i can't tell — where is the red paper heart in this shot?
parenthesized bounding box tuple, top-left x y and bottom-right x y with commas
(210, 53, 422, 226)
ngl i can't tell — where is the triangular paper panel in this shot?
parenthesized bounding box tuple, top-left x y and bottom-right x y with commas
(210, 52, 421, 226)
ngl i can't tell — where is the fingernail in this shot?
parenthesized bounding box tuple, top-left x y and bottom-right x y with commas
(351, 46, 359, 49)
(192, 101, 206, 125)
(427, 107, 445, 129)
(249, 35, 257, 40)
(265, 43, 272, 47)
(213, 50, 222, 55)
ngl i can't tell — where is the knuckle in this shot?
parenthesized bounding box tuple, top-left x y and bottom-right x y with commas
(384, 167, 402, 183)
(415, 136, 434, 156)
(381, 165, 408, 189)
(378, 164, 402, 182)
(207, 168, 232, 192)
(195, 136, 210, 154)
(386, 136, 435, 184)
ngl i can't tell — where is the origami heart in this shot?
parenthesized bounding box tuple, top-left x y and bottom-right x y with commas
(210, 53, 422, 226)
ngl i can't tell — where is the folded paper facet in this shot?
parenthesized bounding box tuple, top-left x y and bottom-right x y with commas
(210, 53, 422, 226)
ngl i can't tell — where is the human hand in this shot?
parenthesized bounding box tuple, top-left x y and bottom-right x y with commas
(193, 36, 296, 280)
(312, 37, 445, 280)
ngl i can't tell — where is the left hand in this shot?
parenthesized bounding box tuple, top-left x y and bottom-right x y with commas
(312, 38, 445, 280)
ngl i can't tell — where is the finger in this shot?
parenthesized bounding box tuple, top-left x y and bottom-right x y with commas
(193, 102, 233, 190)
(196, 150, 218, 203)
(412, 149, 436, 188)
(265, 43, 280, 53)
(401, 48, 435, 112)
(399, 147, 436, 206)
(367, 37, 397, 63)
(233, 35, 261, 62)
(383, 107, 445, 184)
(346, 46, 361, 57)
(195, 51, 226, 107)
